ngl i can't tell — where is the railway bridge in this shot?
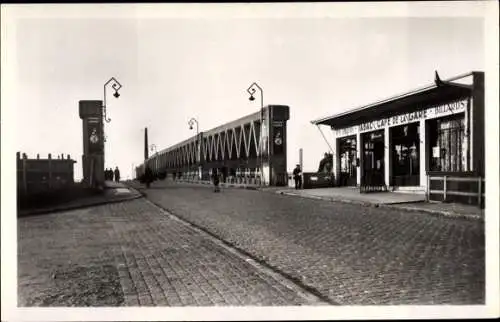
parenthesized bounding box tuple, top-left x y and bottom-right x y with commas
(136, 105, 290, 186)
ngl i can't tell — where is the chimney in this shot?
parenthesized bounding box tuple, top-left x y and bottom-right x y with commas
(144, 127, 149, 160)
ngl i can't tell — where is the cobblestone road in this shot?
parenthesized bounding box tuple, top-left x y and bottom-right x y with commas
(136, 181, 485, 305)
(18, 199, 322, 306)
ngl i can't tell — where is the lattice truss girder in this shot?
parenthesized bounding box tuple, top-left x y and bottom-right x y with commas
(201, 119, 262, 162)
(158, 119, 262, 170)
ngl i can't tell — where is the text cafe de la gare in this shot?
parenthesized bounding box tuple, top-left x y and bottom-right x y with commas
(311, 71, 485, 192)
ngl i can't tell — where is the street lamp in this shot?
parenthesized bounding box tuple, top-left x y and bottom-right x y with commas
(102, 77, 122, 123)
(188, 117, 201, 180)
(101, 77, 122, 175)
(247, 82, 264, 185)
(150, 144, 157, 155)
(188, 117, 199, 134)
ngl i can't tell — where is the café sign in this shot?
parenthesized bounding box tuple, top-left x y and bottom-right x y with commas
(334, 98, 468, 137)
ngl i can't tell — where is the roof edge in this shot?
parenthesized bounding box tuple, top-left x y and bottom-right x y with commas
(311, 71, 477, 126)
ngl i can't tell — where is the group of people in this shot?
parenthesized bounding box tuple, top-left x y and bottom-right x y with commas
(105, 167, 120, 182)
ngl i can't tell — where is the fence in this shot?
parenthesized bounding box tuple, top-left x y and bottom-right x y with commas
(426, 174, 485, 208)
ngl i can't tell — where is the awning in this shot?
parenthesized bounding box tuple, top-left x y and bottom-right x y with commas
(312, 74, 473, 129)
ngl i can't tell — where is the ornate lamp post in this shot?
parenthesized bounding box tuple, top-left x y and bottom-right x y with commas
(188, 118, 199, 136)
(247, 82, 265, 185)
(150, 144, 157, 155)
(189, 117, 201, 180)
(102, 77, 122, 123)
(101, 77, 122, 171)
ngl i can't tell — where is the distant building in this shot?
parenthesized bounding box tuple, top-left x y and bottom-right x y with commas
(17, 152, 77, 196)
(312, 71, 484, 206)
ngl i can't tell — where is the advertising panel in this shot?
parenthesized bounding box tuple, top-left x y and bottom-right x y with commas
(87, 117, 103, 154)
(334, 98, 469, 138)
(273, 123, 284, 155)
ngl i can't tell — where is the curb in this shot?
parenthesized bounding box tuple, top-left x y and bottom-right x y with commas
(18, 193, 142, 217)
(380, 204, 484, 222)
(277, 191, 483, 222)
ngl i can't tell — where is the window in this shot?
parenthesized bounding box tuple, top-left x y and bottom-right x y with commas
(429, 114, 465, 172)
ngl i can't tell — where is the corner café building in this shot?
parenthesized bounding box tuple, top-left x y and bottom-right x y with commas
(312, 71, 484, 193)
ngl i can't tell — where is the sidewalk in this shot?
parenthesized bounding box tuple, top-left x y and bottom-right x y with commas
(18, 181, 142, 217)
(275, 187, 484, 221)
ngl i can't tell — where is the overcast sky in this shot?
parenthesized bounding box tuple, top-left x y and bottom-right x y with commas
(2, 3, 492, 180)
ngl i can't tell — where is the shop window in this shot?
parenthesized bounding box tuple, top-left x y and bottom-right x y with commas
(428, 114, 465, 172)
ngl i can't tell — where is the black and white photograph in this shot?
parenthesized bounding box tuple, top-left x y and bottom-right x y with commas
(1, 1, 499, 321)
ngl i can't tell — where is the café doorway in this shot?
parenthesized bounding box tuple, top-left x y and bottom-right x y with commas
(338, 136, 357, 186)
(391, 122, 420, 186)
(361, 130, 385, 186)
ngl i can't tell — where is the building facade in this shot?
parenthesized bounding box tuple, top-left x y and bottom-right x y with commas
(17, 152, 77, 196)
(312, 71, 484, 195)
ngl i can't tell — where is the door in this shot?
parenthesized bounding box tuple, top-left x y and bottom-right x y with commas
(391, 123, 420, 186)
(362, 130, 385, 186)
(338, 136, 357, 186)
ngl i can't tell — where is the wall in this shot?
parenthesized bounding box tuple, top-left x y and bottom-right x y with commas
(17, 152, 77, 196)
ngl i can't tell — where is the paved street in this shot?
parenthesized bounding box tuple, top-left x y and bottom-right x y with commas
(18, 198, 323, 306)
(135, 180, 485, 305)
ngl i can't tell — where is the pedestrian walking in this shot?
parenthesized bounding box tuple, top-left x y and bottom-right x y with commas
(144, 166, 153, 188)
(212, 168, 220, 192)
(114, 166, 121, 182)
(293, 164, 302, 190)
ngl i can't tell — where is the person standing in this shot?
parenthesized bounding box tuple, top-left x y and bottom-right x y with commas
(144, 166, 153, 188)
(293, 164, 302, 190)
(114, 166, 121, 182)
(212, 168, 220, 192)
